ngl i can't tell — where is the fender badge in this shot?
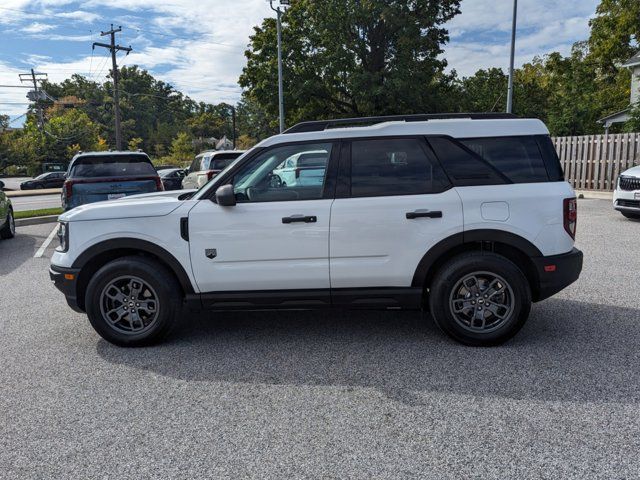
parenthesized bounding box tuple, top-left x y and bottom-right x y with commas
(205, 249, 217, 259)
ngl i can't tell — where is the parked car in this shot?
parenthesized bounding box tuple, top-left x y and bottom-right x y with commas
(51, 113, 583, 348)
(158, 168, 187, 191)
(182, 151, 245, 190)
(271, 150, 328, 187)
(613, 166, 640, 220)
(20, 172, 66, 190)
(0, 180, 15, 240)
(61, 151, 163, 211)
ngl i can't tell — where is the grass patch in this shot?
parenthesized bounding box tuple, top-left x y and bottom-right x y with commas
(14, 207, 63, 219)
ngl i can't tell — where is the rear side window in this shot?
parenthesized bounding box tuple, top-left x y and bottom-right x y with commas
(70, 155, 156, 178)
(535, 135, 564, 181)
(427, 137, 508, 187)
(459, 136, 549, 183)
(350, 138, 451, 197)
(297, 153, 328, 168)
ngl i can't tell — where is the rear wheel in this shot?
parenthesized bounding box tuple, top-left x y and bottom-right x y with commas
(0, 209, 15, 239)
(428, 252, 531, 346)
(621, 211, 640, 220)
(85, 256, 182, 347)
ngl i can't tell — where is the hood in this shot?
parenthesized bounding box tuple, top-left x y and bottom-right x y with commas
(121, 189, 197, 200)
(59, 190, 196, 222)
(621, 165, 640, 178)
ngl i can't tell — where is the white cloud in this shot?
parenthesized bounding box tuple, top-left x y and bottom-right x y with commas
(56, 10, 101, 22)
(443, 0, 600, 76)
(22, 22, 55, 33)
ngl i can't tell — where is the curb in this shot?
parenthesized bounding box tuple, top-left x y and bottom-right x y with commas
(15, 215, 59, 227)
(575, 190, 613, 200)
(6, 189, 61, 198)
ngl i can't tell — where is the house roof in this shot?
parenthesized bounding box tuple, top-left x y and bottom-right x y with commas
(597, 108, 631, 127)
(622, 51, 640, 68)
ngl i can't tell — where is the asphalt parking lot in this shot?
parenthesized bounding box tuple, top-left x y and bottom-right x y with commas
(1, 198, 639, 479)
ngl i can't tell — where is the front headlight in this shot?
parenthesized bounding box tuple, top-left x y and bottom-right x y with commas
(56, 222, 69, 252)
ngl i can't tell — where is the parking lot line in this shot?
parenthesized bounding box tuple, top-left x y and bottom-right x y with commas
(34, 224, 59, 258)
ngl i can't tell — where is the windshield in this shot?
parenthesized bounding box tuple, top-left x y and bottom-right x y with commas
(192, 149, 253, 199)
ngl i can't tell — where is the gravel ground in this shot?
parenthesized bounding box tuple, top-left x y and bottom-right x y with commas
(0, 199, 639, 479)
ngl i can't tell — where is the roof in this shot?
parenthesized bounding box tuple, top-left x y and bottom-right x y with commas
(258, 118, 550, 148)
(597, 108, 631, 126)
(622, 51, 640, 68)
(196, 150, 245, 158)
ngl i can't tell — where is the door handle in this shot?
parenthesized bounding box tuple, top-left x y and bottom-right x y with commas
(282, 215, 317, 224)
(406, 210, 443, 219)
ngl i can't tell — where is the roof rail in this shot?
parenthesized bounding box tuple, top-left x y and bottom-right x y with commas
(283, 113, 518, 134)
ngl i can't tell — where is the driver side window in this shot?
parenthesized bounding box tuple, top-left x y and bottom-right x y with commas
(232, 143, 332, 203)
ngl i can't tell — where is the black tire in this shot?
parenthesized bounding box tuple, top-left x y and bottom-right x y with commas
(621, 211, 640, 220)
(85, 256, 182, 347)
(0, 209, 15, 239)
(428, 252, 531, 347)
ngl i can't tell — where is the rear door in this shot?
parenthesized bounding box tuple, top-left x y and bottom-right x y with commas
(329, 137, 463, 294)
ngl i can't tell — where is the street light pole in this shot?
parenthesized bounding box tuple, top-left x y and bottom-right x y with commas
(506, 0, 518, 114)
(270, 0, 285, 133)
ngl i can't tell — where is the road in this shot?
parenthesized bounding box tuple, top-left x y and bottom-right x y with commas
(10, 193, 61, 212)
(1, 199, 639, 479)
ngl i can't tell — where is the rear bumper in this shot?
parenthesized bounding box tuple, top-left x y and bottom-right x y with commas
(50, 265, 83, 312)
(532, 248, 583, 301)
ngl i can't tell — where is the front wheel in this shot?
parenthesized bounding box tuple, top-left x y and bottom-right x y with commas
(0, 209, 15, 239)
(85, 256, 182, 347)
(428, 252, 531, 346)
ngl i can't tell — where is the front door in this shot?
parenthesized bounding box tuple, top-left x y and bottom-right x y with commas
(188, 141, 337, 298)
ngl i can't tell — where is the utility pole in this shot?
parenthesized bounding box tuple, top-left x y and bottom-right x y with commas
(231, 106, 237, 149)
(269, 1, 288, 133)
(506, 0, 518, 114)
(19, 69, 47, 131)
(93, 25, 132, 150)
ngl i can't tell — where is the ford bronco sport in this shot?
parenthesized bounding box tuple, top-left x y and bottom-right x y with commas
(50, 114, 583, 347)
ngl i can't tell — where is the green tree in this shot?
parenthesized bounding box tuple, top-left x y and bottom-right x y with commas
(589, 0, 640, 76)
(240, 0, 461, 125)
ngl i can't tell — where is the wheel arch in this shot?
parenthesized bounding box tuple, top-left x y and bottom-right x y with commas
(412, 230, 543, 301)
(72, 238, 195, 311)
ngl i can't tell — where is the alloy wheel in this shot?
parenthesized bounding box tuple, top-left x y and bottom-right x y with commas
(99, 276, 160, 334)
(449, 271, 515, 333)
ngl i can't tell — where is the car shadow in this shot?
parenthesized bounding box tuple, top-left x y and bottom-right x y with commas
(96, 298, 640, 405)
(0, 232, 37, 275)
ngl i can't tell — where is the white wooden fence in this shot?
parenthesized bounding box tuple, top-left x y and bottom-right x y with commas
(553, 133, 640, 191)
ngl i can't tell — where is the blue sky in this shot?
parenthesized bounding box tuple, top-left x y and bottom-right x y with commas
(1, 0, 600, 125)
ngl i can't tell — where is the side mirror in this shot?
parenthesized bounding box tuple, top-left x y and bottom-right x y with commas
(215, 184, 236, 206)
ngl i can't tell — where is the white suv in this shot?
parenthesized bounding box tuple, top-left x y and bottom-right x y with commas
(613, 166, 640, 220)
(50, 114, 583, 347)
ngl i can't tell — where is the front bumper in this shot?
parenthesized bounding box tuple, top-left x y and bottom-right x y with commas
(532, 248, 583, 301)
(613, 188, 640, 212)
(50, 265, 83, 312)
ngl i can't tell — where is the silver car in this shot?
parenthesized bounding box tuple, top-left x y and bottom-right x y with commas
(182, 150, 245, 190)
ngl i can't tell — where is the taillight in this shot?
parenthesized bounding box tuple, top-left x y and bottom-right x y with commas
(154, 176, 164, 191)
(206, 170, 215, 181)
(63, 180, 74, 199)
(563, 197, 577, 239)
